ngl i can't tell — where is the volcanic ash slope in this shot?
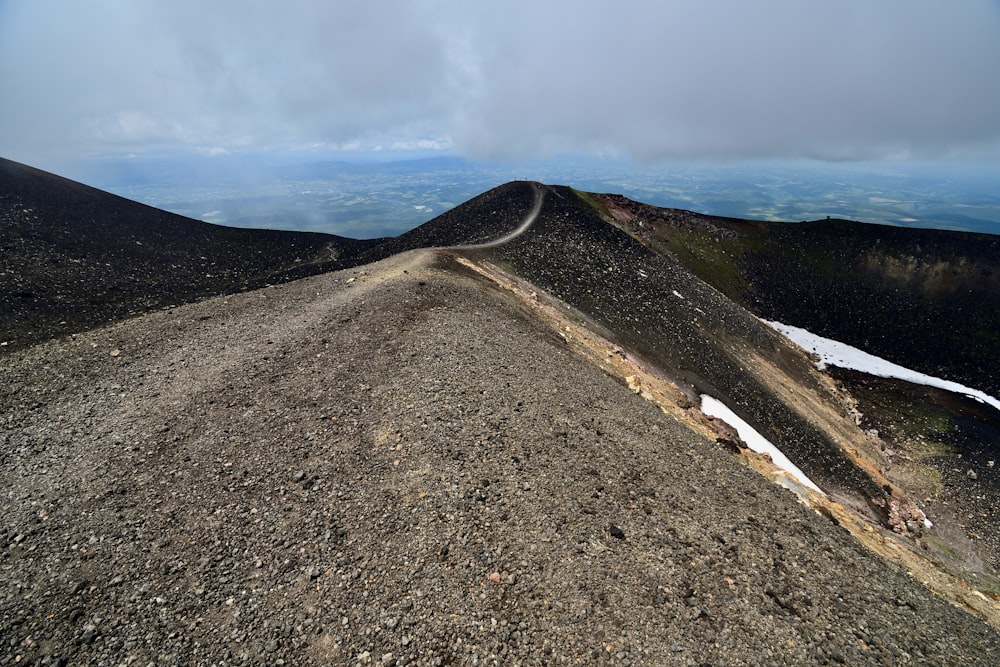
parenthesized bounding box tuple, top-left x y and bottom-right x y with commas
(2, 248, 997, 665)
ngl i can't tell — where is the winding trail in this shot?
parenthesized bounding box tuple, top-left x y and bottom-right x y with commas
(456, 182, 545, 249)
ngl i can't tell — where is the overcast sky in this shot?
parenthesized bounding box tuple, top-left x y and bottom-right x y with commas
(2, 0, 1000, 167)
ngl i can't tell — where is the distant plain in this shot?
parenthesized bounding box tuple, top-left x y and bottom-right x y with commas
(57, 154, 1000, 239)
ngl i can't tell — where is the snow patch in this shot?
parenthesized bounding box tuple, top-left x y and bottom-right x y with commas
(766, 321, 1000, 414)
(700, 394, 824, 494)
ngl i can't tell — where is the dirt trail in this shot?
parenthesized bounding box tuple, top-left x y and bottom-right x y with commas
(455, 183, 545, 249)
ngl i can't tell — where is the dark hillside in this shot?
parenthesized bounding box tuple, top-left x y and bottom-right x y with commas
(744, 220, 1000, 395)
(0, 158, 380, 350)
(596, 194, 1000, 397)
(471, 185, 888, 514)
(352, 180, 541, 263)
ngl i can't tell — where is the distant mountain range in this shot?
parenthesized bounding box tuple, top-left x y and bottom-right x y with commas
(2, 156, 999, 663)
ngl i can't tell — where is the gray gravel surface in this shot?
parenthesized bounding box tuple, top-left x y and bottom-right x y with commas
(2, 249, 998, 665)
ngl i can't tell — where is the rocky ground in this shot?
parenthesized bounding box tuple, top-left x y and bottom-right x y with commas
(3, 249, 999, 665)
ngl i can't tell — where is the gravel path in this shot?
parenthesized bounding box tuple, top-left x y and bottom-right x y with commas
(457, 184, 545, 249)
(2, 249, 997, 665)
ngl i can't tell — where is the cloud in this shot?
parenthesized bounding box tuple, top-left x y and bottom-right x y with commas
(0, 0, 469, 159)
(1, 0, 999, 164)
(455, 0, 1000, 161)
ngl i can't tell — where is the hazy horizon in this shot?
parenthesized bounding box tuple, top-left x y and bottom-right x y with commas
(30, 152, 1000, 239)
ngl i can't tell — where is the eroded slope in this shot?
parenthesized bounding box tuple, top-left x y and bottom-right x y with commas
(594, 193, 1000, 398)
(467, 186, 896, 521)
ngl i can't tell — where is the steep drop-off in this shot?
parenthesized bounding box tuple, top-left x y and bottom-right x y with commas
(593, 193, 1000, 398)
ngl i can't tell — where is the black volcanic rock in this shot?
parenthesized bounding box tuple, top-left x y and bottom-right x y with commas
(0, 157, 381, 350)
(352, 180, 541, 263)
(745, 220, 1000, 395)
(597, 194, 1000, 397)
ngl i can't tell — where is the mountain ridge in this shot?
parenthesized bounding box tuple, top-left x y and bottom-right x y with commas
(2, 157, 999, 663)
(4, 247, 999, 664)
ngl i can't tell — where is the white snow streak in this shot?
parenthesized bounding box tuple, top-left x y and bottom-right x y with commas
(766, 321, 1000, 414)
(700, 394, 824, 494)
